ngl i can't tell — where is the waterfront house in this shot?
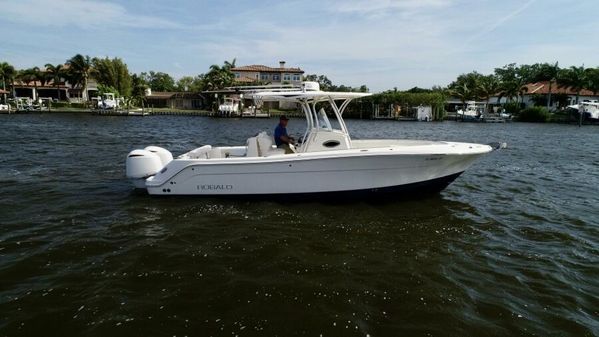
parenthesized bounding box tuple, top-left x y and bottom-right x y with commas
(520, 81, 599, 108)
(447, 81, 599, 112)
(231, 61, 304, 85)
(14, 79, 71, 101)
(12, 65, 98, 102)
(145, 90, 205, 109)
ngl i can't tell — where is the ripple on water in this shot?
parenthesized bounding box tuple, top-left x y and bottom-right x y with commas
(0, 115, 598, 336)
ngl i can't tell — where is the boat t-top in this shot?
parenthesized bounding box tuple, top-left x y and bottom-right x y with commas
(126, 82, 495, 197)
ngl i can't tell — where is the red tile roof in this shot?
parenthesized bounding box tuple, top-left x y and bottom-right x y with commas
(524, 81, 597, 96)
(0, 89, 9, 94)
(231, 65, 304, 73)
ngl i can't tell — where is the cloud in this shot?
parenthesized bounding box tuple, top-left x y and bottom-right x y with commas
(0, 0, 182, 29)
(467, 0, 538, 42)
(329, 0, 452, 16)
(1, 0, 597, 92)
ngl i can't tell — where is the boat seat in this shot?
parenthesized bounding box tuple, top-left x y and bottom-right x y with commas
(246, 137, 259, 157)
(187, 145, 212, 159)
(209, 148, 222, 159)
(257, 132, 286, 156)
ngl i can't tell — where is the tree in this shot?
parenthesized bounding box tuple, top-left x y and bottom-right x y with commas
(448, 71, 483, 105)
(449, 82, 473, 107)
(494, 64, 528, 103)
(533, 62, 560, 109)
(558, 66, 587, 104)
(406, 87, 432, 93)
(66, 54, 92, 100)
(176, 76, 194, 91)
(584, 67, 599, 95)
(140, 71, 176, 92)
(223, 58, 236, 71)
(130, 73, 148, 97)
(175, 75, 205, 92)
(19, 67, 45, 100)
(0, 62, 16, 101)
(477, 75, 501, 111)
(303, 74, 333, 90)
(45, 63, 67, 100)
(91, 57, 132, 96)
(203, 61, 235, 90)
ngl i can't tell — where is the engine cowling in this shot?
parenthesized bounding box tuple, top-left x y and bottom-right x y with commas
(144, 146, 173, 166)
(126, 149, 164, 188)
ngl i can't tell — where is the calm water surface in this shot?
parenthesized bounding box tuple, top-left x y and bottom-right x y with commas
(0, 114, 598, 336)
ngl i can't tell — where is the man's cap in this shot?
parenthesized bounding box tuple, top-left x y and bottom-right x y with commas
(280, 115, 289, 120)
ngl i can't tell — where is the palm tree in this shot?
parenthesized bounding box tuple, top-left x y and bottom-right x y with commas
(534, 62, 560, 109)
(0, 62, 16, 102)
(17, 68, 41, 99)
(45, 63, 66, 100)
(66, 54, 92, 100)
(449, 72, 482, 109)
(223, 58, 236, 71)
(449, 82, 473, 108)
(34, 66, 47, 89)
(558, 66, 587, 105)
(205, 62, 235, 90)
(477, 75, 501, 112)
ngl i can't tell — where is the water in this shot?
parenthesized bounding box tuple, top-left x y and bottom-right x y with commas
(1, 114, 598, 336)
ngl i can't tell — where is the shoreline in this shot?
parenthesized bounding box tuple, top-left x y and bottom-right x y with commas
(1, 109, 597, 125)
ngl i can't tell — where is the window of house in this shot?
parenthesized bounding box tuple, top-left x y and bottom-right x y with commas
(292, 74, 301, 81)
(283, 74, 291, 81)
(234, 73, 240, 78)
(272, 74, 281, 81)
(261, 74, 269, 80)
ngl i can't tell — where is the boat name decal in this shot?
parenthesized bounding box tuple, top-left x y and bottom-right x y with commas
(198, 184, 234, 191)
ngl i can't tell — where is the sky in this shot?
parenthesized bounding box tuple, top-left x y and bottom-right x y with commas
(1, 0, 598, 92)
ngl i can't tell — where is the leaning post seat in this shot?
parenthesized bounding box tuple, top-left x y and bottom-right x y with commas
(245, 137, 259, 157)
(256, 132, 286, 156)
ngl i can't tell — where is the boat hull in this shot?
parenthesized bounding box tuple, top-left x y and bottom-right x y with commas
(142, 149, 488, 197)
(155, 171, 464, 201)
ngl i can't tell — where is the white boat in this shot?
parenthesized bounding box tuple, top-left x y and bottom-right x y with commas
(457, 101, 483, 120)
(125, 82, 496, 198)
(217, 97, 240, 117)
(568, 100, 599, 120)
(96, 93, 119, 110)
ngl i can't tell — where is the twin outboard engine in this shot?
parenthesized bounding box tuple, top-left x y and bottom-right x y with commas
(126, 146, 173, 188)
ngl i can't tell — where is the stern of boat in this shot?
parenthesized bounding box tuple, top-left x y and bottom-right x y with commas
(125, 146, 173, 189)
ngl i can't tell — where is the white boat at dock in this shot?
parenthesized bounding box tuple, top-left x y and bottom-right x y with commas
(216, 97, 240, 117)
(457, 101, 483, 121)
(125, 82, 498, 198)
(568, 100, 599, 120)
(93, 93, 121, 110)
